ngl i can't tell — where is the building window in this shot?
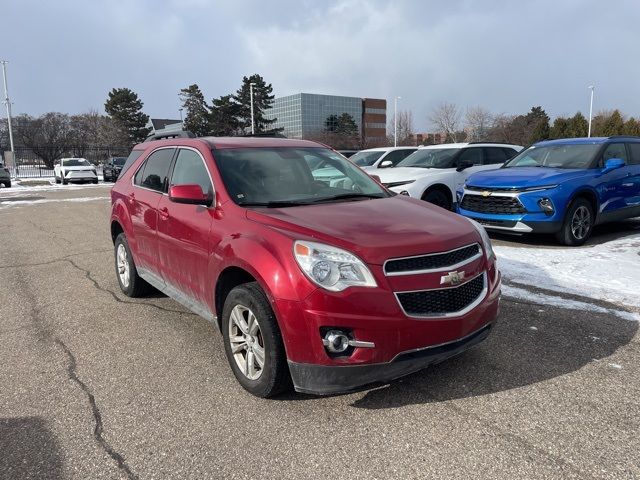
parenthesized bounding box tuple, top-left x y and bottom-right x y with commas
(365, 108, 386, 115)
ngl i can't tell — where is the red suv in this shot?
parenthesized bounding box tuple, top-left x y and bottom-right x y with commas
(110, 135, 501, 397)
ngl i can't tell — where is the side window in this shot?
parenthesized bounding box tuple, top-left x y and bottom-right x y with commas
(120, 150, 144, 177)
(601, 143, 628, 166)
(382, 150, 410, 166)
(135, 148, 175, 192)
(458, 148, 483, 166)
(170, 149, 213, 195)
(501, 148, 518, 160)
(625, 143, 640, 165)
(483, 147, 507, 165)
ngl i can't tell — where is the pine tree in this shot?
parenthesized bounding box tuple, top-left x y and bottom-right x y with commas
(104, 88, 151, 145)
(550, 117, 570, 139)
(526, 106, 550, 144)
(179, 84, 211, 137)
(567, 112, 588, 138)
(233, 74, 278, 133)
(210, 95, 241, 136)
(601, 110, 625, 136)
(623, 117, 640, 136)
(336, 113, 359, 137)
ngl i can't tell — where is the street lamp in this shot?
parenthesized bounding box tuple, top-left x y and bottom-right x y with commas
(178, 108, 184, 129)
(394, 96, 401, 147)
(250, 82, 256, 135)
(1, 60, 16, 178)
(587, 85, 595, 138)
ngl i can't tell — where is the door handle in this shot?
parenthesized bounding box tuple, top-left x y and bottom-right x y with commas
(159, 207, 170, 220)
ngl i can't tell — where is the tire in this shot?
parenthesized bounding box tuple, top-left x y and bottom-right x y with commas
(422, 188, 453, 210)
(3, 181, 10, 188)
(222, 282, 292, 398)
(62, 178, 68, 185)
(114, 233, 152, 297)
(555, 198, 594, 246)
(55, 176, 61, 184)
(93, 179, 99, 184)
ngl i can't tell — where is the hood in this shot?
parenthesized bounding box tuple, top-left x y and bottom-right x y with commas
(374, 167, 449, 185)
(466, 167, 588, 189)
(246, 196, 479, 265)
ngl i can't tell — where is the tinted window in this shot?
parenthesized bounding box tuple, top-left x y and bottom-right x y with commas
(627, 143, 640, 165)
(170, 149, 213, 195)
(458, 148, 483, 166)
(501, 148, 518, 160)
(63, 159, 91, 167)
(121, 150, 144, 177)
(601, 143, 628, 165)
(350, 150, 385, 167)
(135, 148, 175, 192)
(483, 147, 507, 165)
(397, 148, 458, 168)
(506, 144, 600, 169)
(113, 157, 127, 166)
(382, 150, 414, 166)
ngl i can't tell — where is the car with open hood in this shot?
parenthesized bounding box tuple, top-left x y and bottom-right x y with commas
(109, 134, 501, 397)
(457, 136, 640, 245)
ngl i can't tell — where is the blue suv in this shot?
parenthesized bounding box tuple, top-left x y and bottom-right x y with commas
(457, 136, 640, 245)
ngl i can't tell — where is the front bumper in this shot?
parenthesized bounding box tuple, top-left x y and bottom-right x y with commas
(289, 323, 493, 395)
(64, 171, 98, 181)
(457, 208, 562, 234)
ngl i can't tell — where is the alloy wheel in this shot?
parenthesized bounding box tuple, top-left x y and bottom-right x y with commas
(116, 243, 130, 289)
(571, 205, 591, 240)
(228, 305, 265, 380)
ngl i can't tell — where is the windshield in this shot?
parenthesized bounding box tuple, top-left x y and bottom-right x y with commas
(113, 157, 126, 166)
(63, 159, 91, 167)
(350, 150, 385, 167)
(397, 148, 458, 168)
(214, 147, 389, 207)
(505, 144, 600, 169)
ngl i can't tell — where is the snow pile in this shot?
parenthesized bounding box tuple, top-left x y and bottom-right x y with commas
(495, 235, 640, 312)
(0, 196, 109, 208)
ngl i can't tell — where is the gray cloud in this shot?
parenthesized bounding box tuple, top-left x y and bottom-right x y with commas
(3, 0, 639, 130)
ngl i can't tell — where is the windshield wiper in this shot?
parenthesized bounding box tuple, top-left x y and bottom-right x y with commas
(238, 200, 311, 208)
(308, 193, 385, 203)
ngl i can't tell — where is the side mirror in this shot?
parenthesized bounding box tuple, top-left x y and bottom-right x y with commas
(456, 161, 472, 172)
(379, 160, 393, 168)
(602, 158, 625, 174)
(169, 184, 213, 206)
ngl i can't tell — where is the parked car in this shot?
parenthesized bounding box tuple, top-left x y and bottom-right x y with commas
(457, 136, 640, 245)
(350, 147, 418, 171)
(0, 162, 10, 188)
(110, 135, 501, 397)
(337, 149, 359, 158)
(54, 158, 98, 184)
(374, 143, 523, 210)
(103, 157, 127, 182)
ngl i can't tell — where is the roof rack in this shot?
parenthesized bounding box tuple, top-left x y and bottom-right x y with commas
(144, 130, 196, 142)
(239, 131, 287, 138)
(467, 141, 517, 145)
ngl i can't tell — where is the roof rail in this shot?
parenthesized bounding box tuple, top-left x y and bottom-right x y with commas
(239, 131, 287, 138)
(467, 141, 517, 145)
(607, 135, 640, 139)
(144, 130, 196, 142)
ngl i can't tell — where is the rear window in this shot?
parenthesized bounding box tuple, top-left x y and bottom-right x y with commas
(120, 150, 144, 177)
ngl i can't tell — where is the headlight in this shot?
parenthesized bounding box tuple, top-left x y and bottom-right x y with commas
(384, 180, 415, 188)
(467, 219, 495, 261)
(293, 240, 377, 292)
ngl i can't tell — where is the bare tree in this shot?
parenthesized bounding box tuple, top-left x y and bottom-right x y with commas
(429, 102, 461, 142)
(388, 110, 415, 146)
(465, 106, 494, 142)
(15, 113, 73, 168)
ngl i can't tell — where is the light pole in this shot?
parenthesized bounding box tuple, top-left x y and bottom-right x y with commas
(394, 96, 401, 147)
(1, 60, 16, 177)
(587, 85, 595, 138)
(250, 82, 256, 135)
(178, 108, 184, 129)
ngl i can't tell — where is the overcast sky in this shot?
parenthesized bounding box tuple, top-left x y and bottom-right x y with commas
(3, 0, 639, 130)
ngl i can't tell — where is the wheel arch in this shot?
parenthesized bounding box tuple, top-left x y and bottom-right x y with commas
(568, 188, 599, 217)
(421, 183, 455, 205)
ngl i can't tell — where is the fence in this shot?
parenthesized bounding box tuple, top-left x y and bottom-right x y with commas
(7, 146, 130, 178)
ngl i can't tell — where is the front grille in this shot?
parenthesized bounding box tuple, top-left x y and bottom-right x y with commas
(385, 244, 480, 275)
(396, 273, 485, 316)
(461, 194, 525, 214)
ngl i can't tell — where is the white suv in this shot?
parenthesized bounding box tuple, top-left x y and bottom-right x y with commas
(374, 143, 523, 209)
(349, 147, 418, 172)
(54, 158, 99, 185)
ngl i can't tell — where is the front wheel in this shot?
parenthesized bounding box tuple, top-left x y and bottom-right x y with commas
(222, 282, 292, 398)
(114, 233, 152, 297)
(3, 181, 10, 188)
(422, 188, 452, 210)
(556, 198, 594, 246)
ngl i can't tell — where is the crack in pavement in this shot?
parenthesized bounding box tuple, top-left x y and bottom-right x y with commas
(54, 338, 139, 480)
(0, 249, 112, 270)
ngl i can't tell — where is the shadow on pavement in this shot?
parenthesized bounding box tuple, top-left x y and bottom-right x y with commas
(351, 298, 638, 409)
(0, 416, 63, 479)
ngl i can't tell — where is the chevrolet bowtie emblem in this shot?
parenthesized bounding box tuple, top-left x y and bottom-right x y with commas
(440, 271, 465, 286)
(481, 190, 492, 197)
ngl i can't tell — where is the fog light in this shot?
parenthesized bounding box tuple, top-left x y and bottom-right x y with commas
(323, 330, 350, 353)
(399, 190, 410, 196)
(538, 198, 554, 215)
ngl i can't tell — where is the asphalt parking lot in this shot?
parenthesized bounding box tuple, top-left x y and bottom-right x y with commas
(1, 185, 639, 479)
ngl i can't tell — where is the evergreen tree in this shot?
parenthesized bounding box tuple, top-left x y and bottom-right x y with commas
(550, 117, 570, 139)
(179, 84, 211, 137)
(104, 88, 151, 145)
(567, 112, 588, 138)
(233, 74, 277, 133)
(601, 110, 625, 136)
(336, 113, 359, 137)
(623, 117, 640, 136)
(526, 106, 550, 144)
(210, 95, 241, 136)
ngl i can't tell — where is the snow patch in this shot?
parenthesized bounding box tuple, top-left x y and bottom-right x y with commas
(0, 196, 109, 208)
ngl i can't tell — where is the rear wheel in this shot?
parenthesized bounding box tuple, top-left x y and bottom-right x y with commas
(55, 176, 61, 184)
(62, 177, 68, 185)
(422, 188, 452, 210)
(556, 198, 594, 246)
(222, 282, 292, 397)
(114, 233, 152, 297)
(3, 181, 10, 188)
